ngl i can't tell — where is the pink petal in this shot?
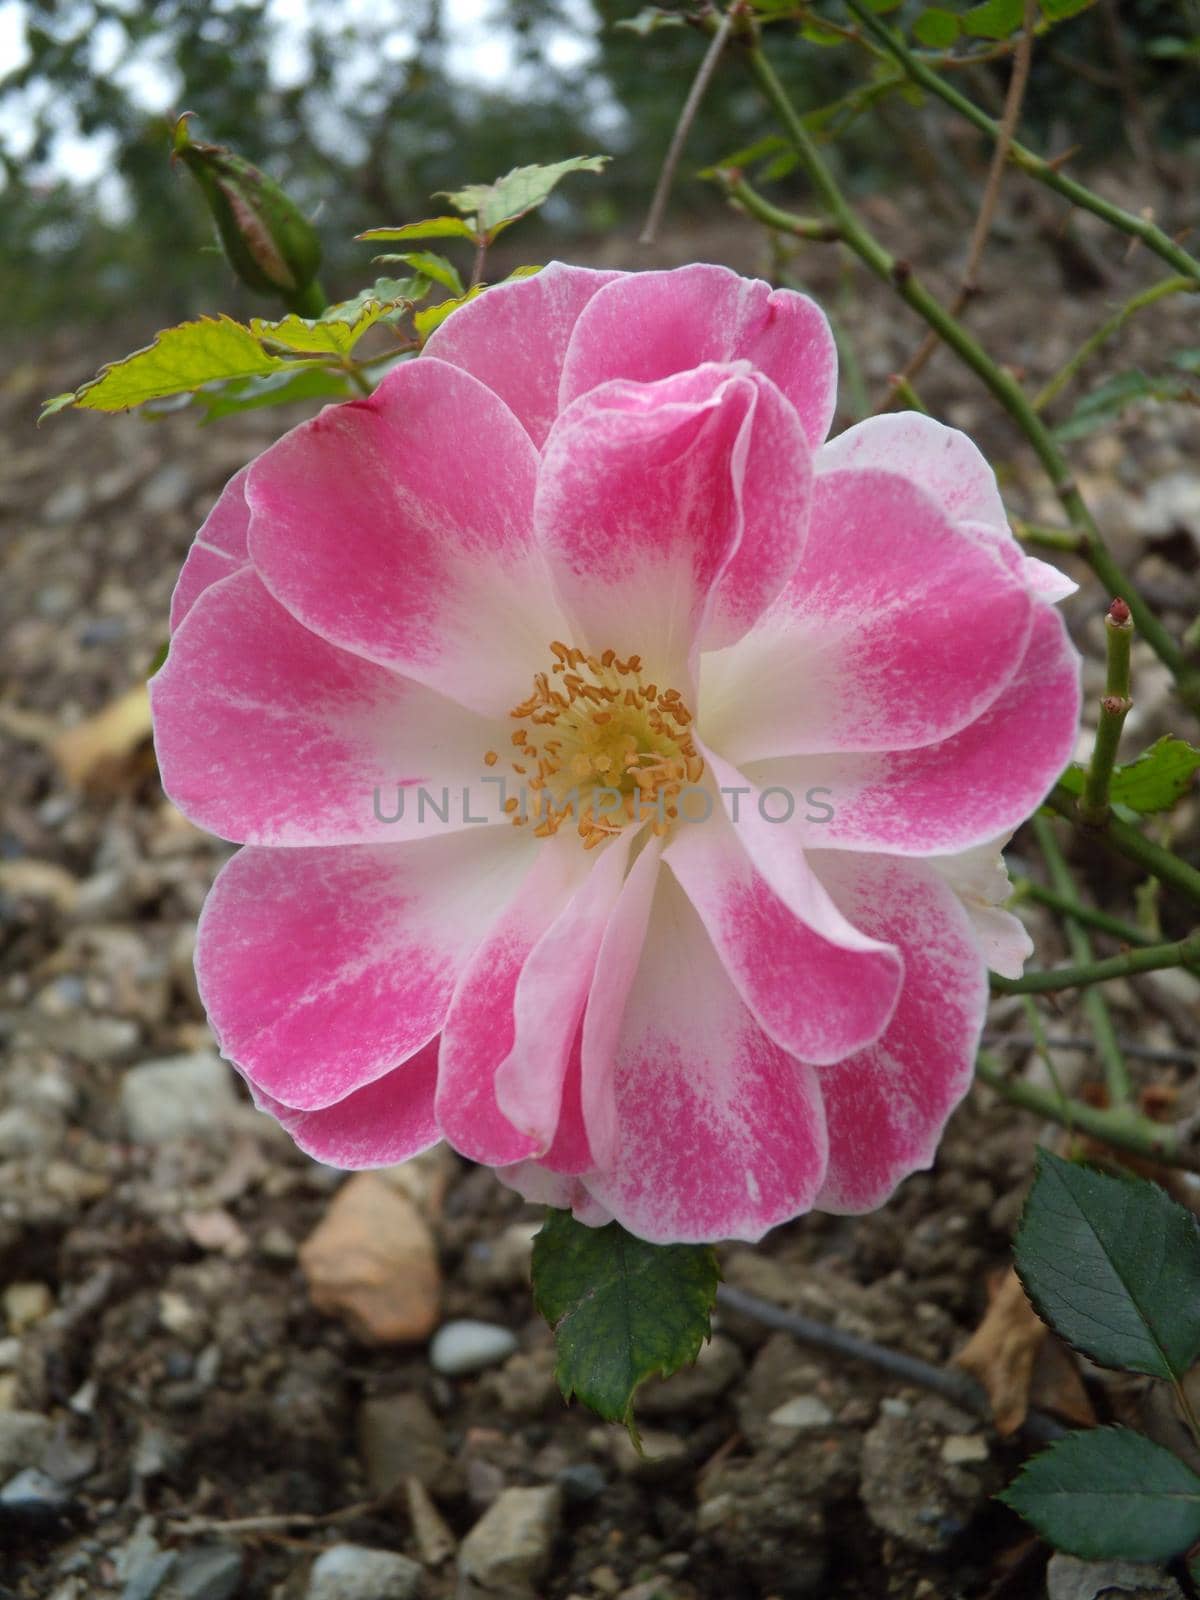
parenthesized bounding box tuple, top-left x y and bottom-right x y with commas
(170, 467, 251, 632)
(436, 835, 591, 1166)
(818, 413, 1008, 530)
(195, 828, 532, 1111)
(494, 831, 634, 1157)
(151, 568, 502, 846)
(423, 261, 621, 448)
(246, 358, 563, 717)
(665, 797, 902, 1065)
(700, 467, 1033, 765)
(806, 852, 988, 1212)
(561, 264, 838, 449)
(536, 364, 811, 679)
(496, 1161, 611, 1225)
(250, 1039, 440, 1167)
(745, 604, 1081, 855)
(580, 871, 829, 1244)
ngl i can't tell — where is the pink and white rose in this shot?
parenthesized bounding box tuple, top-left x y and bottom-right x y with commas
(150, 262, 1080, 1243)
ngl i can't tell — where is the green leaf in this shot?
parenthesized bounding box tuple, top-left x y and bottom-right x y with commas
(412, 285, 485, 342)
(251, 305, 390, 355)
(1015, 1149, 1200, 1380)
(912, 7, 961, 47)
(1040, 0, 1097, 18)
(1000, 1428, 1200, 1560)
(532, 1210, 719, 1436)
(963, 0, 1025, 37)
(371, 250, 464, 296)
(865, 0, 905, 10)
(1108, 736, 1200, 814)
(439, 156, 609, 236)
(40, 316, 305, 417)
(1054, 368, 1200, 441)
(193, 365, 353, 422)
(614, 6, 686, 32)
(357, 216, 480, 245)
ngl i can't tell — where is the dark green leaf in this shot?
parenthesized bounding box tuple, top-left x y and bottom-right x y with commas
(532, 1210, 719, 1436)
(912, 8, 961, 47)
(193, 366, 353, 422)
(1000, 1428, 1200, 1560)
(1040, 0, 1098, 18)
(963, 0, 1025, 37)
(1053, 369, 1200, 441)
(1108, 736, 1200, 814)
(1015, 1150, 1200, 1380)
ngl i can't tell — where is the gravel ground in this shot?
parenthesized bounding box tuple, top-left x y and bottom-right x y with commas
(2, 176, 1199, 1600)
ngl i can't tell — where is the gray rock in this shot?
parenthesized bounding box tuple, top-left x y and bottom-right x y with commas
(1047, 1552, 1184, 1600)
(458, 1485, 562, 1592)
(859, 1396, 998, 1552)
(0, 1105, 62, 1159)
(306, 1544, 423, 1600)
(166, 1544, 243, 1600)
(555, 1462, 608, 1504)
(357, 1392, 456, 1496)
(766, 1395, 834, 1431)
(0, 1411, 52, 1478)
(120, 1054, 238, 1142)
(0, 1467, 72, 1518)
(638, 1334, 743, 1416)
(429, 1319, 518, 1377)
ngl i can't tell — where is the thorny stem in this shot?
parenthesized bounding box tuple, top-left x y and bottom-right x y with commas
(640, 6, 738, 246)
(1034, 275, 1198, 412)
(976, 1051, 1199, 1173)
(841, 0, 1200, 287)
(1012, 878, 1157, 949)
(1079, 598, 1134, 826)
(1030, 813, 1133, 1108)
(731, 44, 1200, 712)
(1047, 784, 1200, 908)
(880, 0, 1037, 409)
(990, 929, 1200, 996)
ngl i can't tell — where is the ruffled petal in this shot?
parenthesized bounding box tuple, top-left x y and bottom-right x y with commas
(806, 852, 988, 1213)
(561, 264, 837, 448)
(436, 835, 592, 1166)
(423, 261, 621, 448)
(170, 467, 251, 631)
(246, 357, 564, 717)
(817, 413, 1008, 529)
(580, 870, 828, 1244)
(700, 467, 1033, 764)
(249, 1039, 440, 1167)
(536, 364, 811, 681)
(744, 604, 1081, 855)
(195, 828, 532, 1111)
(665, 795, 902, 1064)
(151, 567, 504, 846)
(929, 837, 1033, 978)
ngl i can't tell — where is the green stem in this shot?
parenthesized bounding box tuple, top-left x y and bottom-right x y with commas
(1080, 601, 1134, 826)
(1031, 814, 1132, 1107)
(1034, 276, 1198, 412)
(990, 929, 1200, 994)
(976, 1052, 1196, 1171)
(1013, 878, 1156, 948)
(1011, 518, 1086, 553)
(732, 50, 1198, 710)
(1047, 784, 1200, 908)
(841, 0, 1200, 287)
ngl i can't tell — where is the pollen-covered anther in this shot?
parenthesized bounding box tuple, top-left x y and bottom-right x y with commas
(498, 642, 704, 847)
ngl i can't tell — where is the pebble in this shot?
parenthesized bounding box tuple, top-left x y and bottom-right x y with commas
(940, 1433, 990, 1466)
(1047, 1552, 1184, 1600)
(299, 1174, 440, 1343)
(120, 1054, 239, 1142)
(0, 1466, 72, 1522)
(0, 1105, 62, 1160)
(404, 1475, 456, 1567)
(357, 1391, 454, 1495)
(639, 1334, 743, 1416)
(306, 1543, 423, 1600)
(609, 1427, 690, 1483)
(429, 1319, 518, 1376)
(0, 1411, 52, 1478)
(767, 1395, 835, 1430)
(458, 1485, 562, 1593)
(170, 1543, 244, 1600)
(4, 1281, 54, 1333)
(555, 1461, 608, 1504)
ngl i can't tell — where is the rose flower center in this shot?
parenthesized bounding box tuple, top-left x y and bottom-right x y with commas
(485, 642, 704, 849)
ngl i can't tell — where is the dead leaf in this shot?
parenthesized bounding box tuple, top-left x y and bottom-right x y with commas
(954, 1267, 1047, 1436)
(53, 684, 153, 791)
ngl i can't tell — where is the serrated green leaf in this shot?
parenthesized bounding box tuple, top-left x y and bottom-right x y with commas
(439, 156, 608, 236)
(1000, 1428, 1200, 1560)
(913, 7, 961, 47)
(1108, 736, 1200, 813)
(532, 1210, 719, 1436)
(801, 19, 848, 45)
(1054, 368, 1200, 441)
(40, 317, 307, 417)
(964, 0, 1025, 37)
(412, 285, 486, 342)
(194, 365, 353, 422)
(1015, 1150, 1200, 1380)
(1040, 0, 1097, 18)
(371, 250, 464, 296)
(251, 305, 390, 355)
(357, 216, 481, 245)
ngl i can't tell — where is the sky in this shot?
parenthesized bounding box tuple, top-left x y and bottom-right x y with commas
(0, 0, 601, 209)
